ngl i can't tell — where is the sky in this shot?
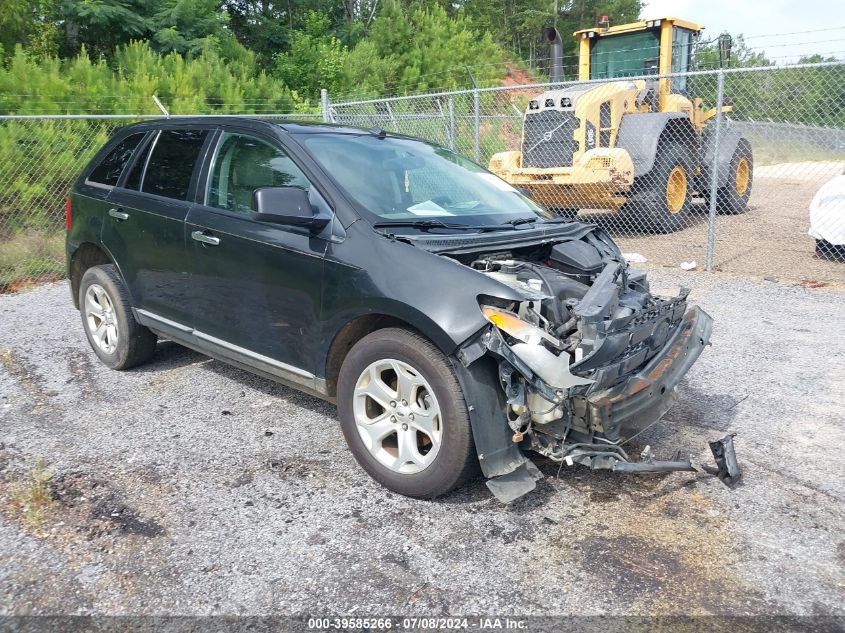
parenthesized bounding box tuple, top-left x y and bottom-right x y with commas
(640, 0, 845, 62)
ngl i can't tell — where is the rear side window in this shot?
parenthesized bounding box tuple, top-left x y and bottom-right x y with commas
(141, 129, 208, 200)
(87, 133, 145, 186)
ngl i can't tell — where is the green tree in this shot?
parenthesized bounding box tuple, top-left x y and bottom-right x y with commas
(274, 11, 350, 98)
(457, 0, 642, 78)
(56, 0, 155, 58)
(0, 0, 59, 58)
(692, 34, 772, 71)
(152, 0, 234, 56)
(341, 1, 505, 96)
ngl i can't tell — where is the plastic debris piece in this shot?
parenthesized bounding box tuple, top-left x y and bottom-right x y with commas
(622, 252, 647, 263)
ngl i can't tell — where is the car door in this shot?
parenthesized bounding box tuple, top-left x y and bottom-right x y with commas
(75, 130, 148, 269)
(103, 126, 214, 326)
(185, 128, 330, 378)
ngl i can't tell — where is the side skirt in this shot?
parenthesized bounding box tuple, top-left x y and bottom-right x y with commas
(134, 308, 332, 403)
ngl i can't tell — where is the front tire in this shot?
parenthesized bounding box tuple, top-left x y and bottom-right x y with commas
(79, 265, 157, 370)
(716, 138, 753, 214)
(337, 328, 477, 498)
(623, 142, 692, 233)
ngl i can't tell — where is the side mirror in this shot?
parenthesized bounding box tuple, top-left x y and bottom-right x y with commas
(252, 186, 330, 232)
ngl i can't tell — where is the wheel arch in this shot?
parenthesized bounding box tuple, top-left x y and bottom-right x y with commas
(701, 126, 748, 189)
(324, 311, 465, 400)
(328, 315, 527, 486)
(69, 242, 114, 309)
(615, 112, 695, 178)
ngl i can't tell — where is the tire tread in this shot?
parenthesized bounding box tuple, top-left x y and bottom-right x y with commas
(79, 264, 157, 370)
(337, 327, 478, 499)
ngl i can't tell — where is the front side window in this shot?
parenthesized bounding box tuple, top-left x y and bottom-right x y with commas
(142, 129, 209, 200)
(207, 132, 311, 214)
(87, 132, 145, 186)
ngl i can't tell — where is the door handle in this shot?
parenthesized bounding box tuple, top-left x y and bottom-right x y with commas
(191, 230, 220, 246)
(108, 208, 129, 221)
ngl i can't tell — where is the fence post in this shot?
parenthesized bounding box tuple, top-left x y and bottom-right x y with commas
(448, 97, 456, 150)
(473, 89, 480, 162)
(151, 95, 169, 118)
(706, 69, 725, 272)
(320, 88, 330, 123)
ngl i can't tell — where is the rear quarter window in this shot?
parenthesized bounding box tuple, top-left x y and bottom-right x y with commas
(141, 129, 209, 200)
(87, 132, 145, 187)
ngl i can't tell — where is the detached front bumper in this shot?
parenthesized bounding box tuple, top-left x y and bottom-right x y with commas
(459, 303, 736, 503)
(583, 305, 714, 442)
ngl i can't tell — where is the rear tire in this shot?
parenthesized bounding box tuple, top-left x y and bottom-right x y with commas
(622, 142, 692, 233)
(337, 328, 478, 499)
(716, 138, 753, 214)
(79, 265, 157, 370)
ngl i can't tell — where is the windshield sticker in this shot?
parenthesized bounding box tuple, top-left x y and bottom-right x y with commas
(407, 200, 454, 216)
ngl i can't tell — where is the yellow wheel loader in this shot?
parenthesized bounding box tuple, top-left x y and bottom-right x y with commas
(489, 17, 753, 233)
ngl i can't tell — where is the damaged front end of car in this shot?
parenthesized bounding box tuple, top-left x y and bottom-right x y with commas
(445, 226, 740, 503)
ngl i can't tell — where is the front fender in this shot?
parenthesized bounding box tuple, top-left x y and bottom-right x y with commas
(449, 351, 527, 479)
(320, 222, 527, 356)
(701, 123, 745, 189)
(615, 112, 691, 177)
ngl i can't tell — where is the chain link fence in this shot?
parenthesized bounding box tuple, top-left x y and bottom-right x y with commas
(1, 62, 844, 292)
(0, 113, 321, 292)
(328, 62, 845, 282)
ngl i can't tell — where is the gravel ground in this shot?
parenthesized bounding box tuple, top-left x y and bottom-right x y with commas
(0, 273, 843, 618)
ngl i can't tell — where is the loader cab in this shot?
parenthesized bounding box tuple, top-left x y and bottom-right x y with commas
(575, 17, 702, 102)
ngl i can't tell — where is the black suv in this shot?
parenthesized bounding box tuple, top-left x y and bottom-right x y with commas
(67, 117, 729, 503)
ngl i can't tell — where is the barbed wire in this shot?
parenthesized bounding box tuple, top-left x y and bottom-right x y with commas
(3, 32, 845, 109)
(741, 25, 845, 40)
(375, 38, 845, 96)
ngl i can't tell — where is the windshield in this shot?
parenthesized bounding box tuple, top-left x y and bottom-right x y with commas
(298, 132, 550, 229)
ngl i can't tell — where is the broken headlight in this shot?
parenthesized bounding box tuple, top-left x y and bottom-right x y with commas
(480, 306, 559, 347)
(481, 305, 592, 392)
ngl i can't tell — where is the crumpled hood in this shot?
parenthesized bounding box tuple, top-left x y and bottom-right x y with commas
(396, 222, 600, 255)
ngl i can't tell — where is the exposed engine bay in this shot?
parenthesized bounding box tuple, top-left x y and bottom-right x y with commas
(438, 226, 740, 502)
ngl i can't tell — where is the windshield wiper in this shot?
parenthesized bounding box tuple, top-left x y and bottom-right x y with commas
(501, 217, 539, 227)
(500, 216, 578, 227)
(373, 219, 518, 233)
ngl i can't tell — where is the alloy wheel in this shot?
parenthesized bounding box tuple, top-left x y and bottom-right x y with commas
(84, 283, 119, 354)
(352, 358, 443, 474)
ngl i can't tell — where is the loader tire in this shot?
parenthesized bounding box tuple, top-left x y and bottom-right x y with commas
(623, 143, 692, 233)
(715, 138, 753, 214)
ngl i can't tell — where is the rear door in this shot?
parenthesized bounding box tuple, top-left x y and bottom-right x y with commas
(103, 126, 215, 326)
(185, 128, 330, 376)
(73, 131, 147, 265)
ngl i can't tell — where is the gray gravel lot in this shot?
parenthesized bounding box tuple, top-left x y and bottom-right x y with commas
(0, 271, 843, 617)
